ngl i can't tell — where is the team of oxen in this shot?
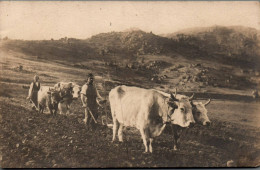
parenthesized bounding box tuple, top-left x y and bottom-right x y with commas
(36, 82, 211, 153)
(37, 82, 81, 115)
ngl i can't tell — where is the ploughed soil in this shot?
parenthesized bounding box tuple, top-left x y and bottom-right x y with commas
(1, 95, 260, 168)
(0, 50, 260, 168)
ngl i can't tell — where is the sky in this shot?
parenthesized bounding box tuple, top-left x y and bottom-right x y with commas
(0, 1, 259, 40)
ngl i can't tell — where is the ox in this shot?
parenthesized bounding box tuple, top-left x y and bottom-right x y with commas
(38, 86, 61, 115)
(109, 85, 195, 153)
(157, 91, 211, 125)
(54, 82, 81, 115)
(191, 99, 211, 126)
(172, 98, 211, 150)
(156, 90, 211, 150)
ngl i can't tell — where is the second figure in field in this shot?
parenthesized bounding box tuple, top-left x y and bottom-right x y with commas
(81, 73, 105, 129)
(27, 75, 41, 111)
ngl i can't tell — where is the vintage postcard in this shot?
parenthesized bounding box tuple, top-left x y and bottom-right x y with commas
(0, 1, 259, 168)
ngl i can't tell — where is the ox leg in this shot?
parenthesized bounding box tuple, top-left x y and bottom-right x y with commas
(49, 107, 54, 116)
(140, 129, 149, 153)
(54, 110, 57, 116)
(149, 138, 153, 153)
(65, 104, 70, 115)
(172, 125, 180, 150)
(58, 103, 65, 115)
(38, 105, 41, 114)
(58, 103, 61, 114)
(58, 103, 62, 115)
(112, 119, 119, 142)
(118, 124, 124, 142)
(53, 104, 58, 116)
(38, 104, 43, 114)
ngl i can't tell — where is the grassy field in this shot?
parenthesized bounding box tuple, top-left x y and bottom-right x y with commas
(0, 48, 260, 168)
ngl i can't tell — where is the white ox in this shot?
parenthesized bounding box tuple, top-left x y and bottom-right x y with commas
(157, 90, 211, 150)
(156, 90, 211, 125)
(173, 97, 211, 150)
(109, 85, 195, 153)
(54, 82, 81, 115)
(191, 100, 211, 125)
(38, 86, 61, 115)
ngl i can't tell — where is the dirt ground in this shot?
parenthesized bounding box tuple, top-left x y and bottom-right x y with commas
(0, 50, 260, 168)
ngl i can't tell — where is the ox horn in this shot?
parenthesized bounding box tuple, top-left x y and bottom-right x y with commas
(189, 93, 194, 100)
(170, 88, 178, 101)
(170, 88, 177, 98)
(170, 93, 175, 100)
(49, 87, 54, 90)
(48, 87, 53, 92)
(204, 99, 211, 106)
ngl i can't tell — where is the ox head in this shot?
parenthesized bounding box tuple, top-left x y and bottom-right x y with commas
(54, 82, 81, 99)
(191, 99, 211, 126)
(167, 89, 195, 127)
(47, 88, 61, 106)
(71, 85, 81, 99)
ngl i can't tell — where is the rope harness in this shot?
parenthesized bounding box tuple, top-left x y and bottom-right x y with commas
(58, 87, 73, 103)
(162, 105, 175, 124)
(162, 98, 177, 125)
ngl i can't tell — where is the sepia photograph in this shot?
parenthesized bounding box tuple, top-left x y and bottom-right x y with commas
(0, 1, 259, 168)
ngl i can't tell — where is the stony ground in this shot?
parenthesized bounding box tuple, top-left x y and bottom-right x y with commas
(0, 49, 259, 168)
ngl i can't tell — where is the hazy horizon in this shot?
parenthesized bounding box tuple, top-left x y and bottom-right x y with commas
(1, 25, 259, 41)
(0, 1, 259, 40)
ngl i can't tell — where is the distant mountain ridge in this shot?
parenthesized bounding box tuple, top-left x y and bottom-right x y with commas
(86, 29, 172, 57)
(166, 25, 260, 67)
(1, 25, 259, 69)
(166, 25, 259, 37)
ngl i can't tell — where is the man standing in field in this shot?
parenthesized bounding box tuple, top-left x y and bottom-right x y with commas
(27, 75, 41, 110)
(81, 73, 105, 129)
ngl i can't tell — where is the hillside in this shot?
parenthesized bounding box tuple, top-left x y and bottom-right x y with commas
(1, 26, 260, 92)
(1, 27, 260, 167)
(166, 26, 260, 68)
(0, 43, 260, 168)
(1, 26, 259, 69)
(0, 39, 98, 62)
(0, 30, 172, 63)
(86, 30, 173, 58)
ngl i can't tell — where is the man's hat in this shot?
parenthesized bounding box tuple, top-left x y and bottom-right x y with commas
(85, 73, 94, 82)
(87, 73, 94, 78)
(34, 75, 39, 80)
